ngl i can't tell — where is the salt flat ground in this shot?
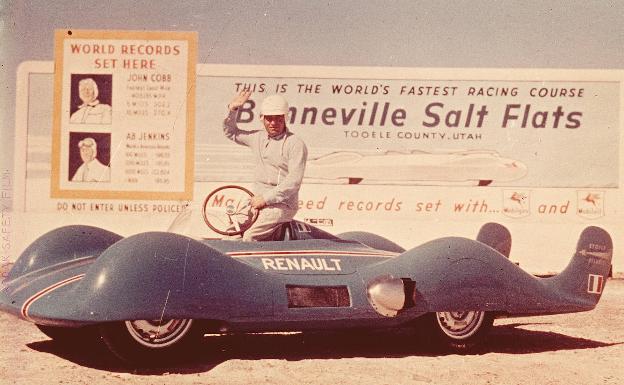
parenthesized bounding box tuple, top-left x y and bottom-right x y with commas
(1, 280, 622, 385)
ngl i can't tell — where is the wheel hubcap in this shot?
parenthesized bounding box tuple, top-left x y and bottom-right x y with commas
(125, 319, 193, 348)
(435, 311, 485, 340)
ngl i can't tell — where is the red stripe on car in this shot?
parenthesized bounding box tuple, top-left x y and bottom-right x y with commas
(21, 274, 85, 321)
(226, 250, 398, 257)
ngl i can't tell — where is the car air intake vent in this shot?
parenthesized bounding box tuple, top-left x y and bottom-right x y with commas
(286, 285, 351, 308)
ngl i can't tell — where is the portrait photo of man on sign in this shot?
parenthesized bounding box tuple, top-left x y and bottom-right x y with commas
(69, 74, 112, 124)
(69, 133, 111, 182)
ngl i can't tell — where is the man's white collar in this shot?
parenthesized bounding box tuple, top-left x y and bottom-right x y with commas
(78, 100, 101, 109)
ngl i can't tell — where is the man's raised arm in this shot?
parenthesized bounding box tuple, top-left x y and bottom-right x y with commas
(223, 90, 256, 146)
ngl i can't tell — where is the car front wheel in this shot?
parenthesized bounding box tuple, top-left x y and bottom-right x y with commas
(100, 318, 203, 365)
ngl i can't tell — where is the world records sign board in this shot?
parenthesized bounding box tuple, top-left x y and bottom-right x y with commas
(50, 29, 197, 200)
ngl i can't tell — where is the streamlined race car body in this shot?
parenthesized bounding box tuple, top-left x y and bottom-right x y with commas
(0, 188, 612, 365)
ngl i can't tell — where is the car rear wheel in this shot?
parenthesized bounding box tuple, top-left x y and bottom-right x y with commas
(100, 318, 203, 365)
(418, 311, 494, 351)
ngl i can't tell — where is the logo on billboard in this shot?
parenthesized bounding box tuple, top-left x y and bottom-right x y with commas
(502, 190, 530, 218)
(577, 191, 604, 219)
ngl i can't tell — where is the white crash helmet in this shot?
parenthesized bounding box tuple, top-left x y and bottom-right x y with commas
(260, 94, 289, 116)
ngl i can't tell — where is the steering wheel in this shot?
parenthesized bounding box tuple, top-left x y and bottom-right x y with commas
(202, 185, 259, 236)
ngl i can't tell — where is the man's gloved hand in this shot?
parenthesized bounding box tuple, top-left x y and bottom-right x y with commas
(228, 90, 252, 111)
(250, 195, 267, 209)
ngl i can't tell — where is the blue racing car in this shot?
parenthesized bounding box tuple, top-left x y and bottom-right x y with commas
(0, 186, 613, 365)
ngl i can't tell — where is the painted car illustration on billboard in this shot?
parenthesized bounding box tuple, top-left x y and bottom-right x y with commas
(0, 186, 611, 366)
(305, 149, 527, 185)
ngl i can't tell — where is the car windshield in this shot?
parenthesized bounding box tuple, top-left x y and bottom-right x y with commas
(166, 203, 216, 239)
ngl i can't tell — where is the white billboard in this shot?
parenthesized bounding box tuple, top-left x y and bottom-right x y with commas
(7, 61, 624, 275)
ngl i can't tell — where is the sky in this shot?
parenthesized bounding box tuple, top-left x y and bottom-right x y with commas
(1, 0, 623, 180)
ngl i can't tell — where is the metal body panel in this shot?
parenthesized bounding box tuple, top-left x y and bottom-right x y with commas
(0, 223, 612, 331)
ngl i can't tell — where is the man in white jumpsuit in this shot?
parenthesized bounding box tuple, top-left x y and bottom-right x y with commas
(224, 91, 307, 241)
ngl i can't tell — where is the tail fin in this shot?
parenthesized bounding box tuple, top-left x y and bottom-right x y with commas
(476, 222, 512, 258)
(552, 226, 613, 306)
